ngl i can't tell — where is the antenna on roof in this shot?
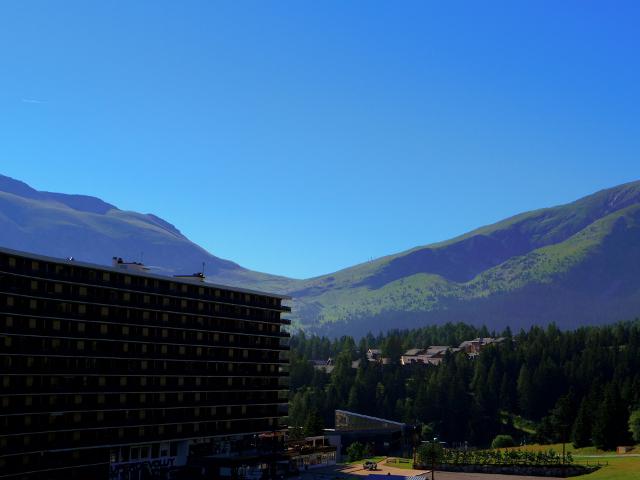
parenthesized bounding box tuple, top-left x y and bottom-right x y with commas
(202, 262, 206, 276)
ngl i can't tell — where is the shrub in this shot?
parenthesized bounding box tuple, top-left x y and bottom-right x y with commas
(491, 435, 516, 449)
(346, 441, 365, 462)
(629, 409, 640, 443)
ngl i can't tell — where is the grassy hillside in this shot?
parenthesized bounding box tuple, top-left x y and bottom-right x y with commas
(2, 173, 640, 336)
(287, 181, 640, 335)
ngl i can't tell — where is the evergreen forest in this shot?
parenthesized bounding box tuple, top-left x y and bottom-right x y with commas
(288, 320, 640, 450)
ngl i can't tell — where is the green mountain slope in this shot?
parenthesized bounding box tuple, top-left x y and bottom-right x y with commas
(1, 173, 639, 336)
(287, 181, 640, 335)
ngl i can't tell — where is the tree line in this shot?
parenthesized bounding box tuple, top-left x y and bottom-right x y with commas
(288, 320, 640, 449)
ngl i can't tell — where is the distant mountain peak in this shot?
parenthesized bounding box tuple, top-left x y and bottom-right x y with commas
(0, 173, 283, 290)
(0, 174, 116, 214)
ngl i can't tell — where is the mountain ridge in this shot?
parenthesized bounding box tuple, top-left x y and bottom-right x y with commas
(1, 173, 639, 336)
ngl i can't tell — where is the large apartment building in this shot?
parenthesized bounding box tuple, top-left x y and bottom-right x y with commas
(0, 247, 290, 480)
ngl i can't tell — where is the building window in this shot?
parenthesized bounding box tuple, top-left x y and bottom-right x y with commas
(77, 322, 85, 333)
(30, 280, 38, 290)
(100, 324, 108, 334)
(79, 286, 87, 296)
(5, 297, 14, 307)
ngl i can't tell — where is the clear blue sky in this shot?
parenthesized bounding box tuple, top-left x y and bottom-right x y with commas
(1, 1, 638, 279)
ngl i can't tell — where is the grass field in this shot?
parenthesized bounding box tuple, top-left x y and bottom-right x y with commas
(509, 443, 640, 480)
(385, 457, 414, 469)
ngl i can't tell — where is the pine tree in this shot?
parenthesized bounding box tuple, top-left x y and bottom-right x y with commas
(517, 364, 533, 418)
(572, 399, 592, 448)
(592, 384, 630, 450)
(629, 409, 640, 443)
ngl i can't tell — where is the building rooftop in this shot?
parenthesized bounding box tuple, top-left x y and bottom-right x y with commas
(0, 245, 291, 299)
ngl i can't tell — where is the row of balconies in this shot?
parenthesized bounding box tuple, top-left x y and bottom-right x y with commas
(0, 266, 289, 316)
(2, 352, 288, 375)
(1, 372, 290, 395)
(0, 446, 109, 479)
(0, 416, 283, 457)
(0, 291, 290, 331)
(1, 326, 289, 354)
(0, 389, 288, 415)
(1, 340, 287, 367)
(0, 403, 287, 436)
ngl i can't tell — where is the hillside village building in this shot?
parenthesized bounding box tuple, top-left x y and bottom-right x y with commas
(0, 247, 290, 480)
(400, 346, 454, 366)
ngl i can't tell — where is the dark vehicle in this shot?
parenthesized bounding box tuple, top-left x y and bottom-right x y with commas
(363, 461, 378, 471)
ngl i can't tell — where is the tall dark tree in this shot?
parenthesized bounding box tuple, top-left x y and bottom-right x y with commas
(572, 397, 592, 448)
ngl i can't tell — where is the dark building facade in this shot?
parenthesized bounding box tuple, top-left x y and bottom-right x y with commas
(0, 247, 290, 479)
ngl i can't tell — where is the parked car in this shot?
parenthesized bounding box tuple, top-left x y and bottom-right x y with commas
(363, 461, 378, 471)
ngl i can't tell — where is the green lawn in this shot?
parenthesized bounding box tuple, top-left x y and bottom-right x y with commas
(385, 457, 414, 469)
(508, 443, 640, 480)
(576, 456, 640, 480)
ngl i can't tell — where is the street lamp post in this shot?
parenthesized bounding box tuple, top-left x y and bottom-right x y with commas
(431, 437, 438, 480)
